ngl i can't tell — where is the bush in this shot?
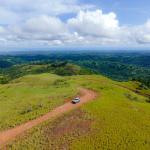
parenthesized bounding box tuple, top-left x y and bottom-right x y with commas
(20, 106, 33, 115)
(124, 93, 139, 102)
(146, 98, 150, 103)
(53, 79, 69, 87)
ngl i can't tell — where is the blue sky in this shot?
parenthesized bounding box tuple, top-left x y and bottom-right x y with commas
(0, 0, 150, 51)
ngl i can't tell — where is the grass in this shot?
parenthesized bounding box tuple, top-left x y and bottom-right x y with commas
(5, 74, 150, 150)
(119, 81, 150, 97)
(0, 73, 78, 130)
(70, 77, 150, 150)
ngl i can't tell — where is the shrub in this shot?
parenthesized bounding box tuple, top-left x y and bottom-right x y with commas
(20, 106, 33, 115)
(146, 98, 150, 103)
(124, 93, 139, 102)
(53, 79, 69, 87)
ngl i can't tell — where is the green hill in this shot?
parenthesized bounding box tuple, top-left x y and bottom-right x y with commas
(0, 73, 149, 149)
(0, 62, 93, 84)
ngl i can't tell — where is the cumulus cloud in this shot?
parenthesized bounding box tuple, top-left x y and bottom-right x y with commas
(8, 15, 71, 44)
(67, 9, 131, 45)
(6, 10, 123, 46)
(68, 10, 120, 37)
(0, 0, 94, 24)
(0, 0, 150, 49)
(23, 15, 66, 34)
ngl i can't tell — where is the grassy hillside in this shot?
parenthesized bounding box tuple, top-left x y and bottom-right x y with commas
(0, 73, 78, 130)
(3, 74, 150, 150)
(118, 81, 150, 98)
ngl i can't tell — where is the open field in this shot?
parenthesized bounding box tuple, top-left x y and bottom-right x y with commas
(0, 88, 96, 147)
(0, 73, 78, 131)
(1, 74, 149, 150)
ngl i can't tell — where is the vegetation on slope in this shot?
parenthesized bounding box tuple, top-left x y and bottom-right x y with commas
(5, 74, 150, 150)
(0, 61, 93, 84)
(0, 52, 149, 149)
(0, 51, 149, 87)
(0, 73, 78, 130)
(118, 81, 150, 98)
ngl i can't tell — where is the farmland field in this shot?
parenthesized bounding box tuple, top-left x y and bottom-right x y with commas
(3, 74, 150, 150)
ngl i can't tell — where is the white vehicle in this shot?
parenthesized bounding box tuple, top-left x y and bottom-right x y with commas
(72, 97, 80, 104)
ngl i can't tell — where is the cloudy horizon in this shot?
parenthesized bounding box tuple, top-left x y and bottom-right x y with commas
(1, 0, 150, 51)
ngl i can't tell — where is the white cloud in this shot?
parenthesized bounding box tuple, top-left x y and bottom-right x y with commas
(23, 15, 66, 34)
(68, 10, 120, 38)
(0, 9, 133, 47)
(133, 20, 150, 44)
(67, 9, 132, 45)
(0, 0, 94, 24)
(7, 15, 72, 46)
(0, 3, 150, 49)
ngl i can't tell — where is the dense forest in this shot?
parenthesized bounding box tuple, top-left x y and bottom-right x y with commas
(0, 50, 150, 87)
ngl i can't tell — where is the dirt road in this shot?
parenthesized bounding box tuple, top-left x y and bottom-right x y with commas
(0, 88, 97, 147)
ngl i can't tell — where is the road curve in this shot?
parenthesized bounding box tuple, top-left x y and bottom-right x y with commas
(0, 88, 97, 147)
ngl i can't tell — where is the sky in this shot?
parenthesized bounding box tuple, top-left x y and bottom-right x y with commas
(0, 0, 150, 51)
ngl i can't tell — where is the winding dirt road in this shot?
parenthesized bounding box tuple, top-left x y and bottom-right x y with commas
(0, 88, 97, 148)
